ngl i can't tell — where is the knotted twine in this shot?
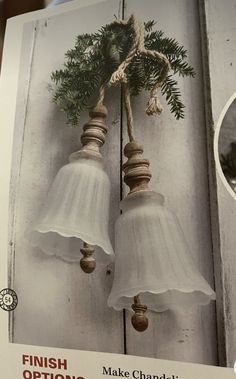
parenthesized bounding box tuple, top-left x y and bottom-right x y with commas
(97, 14, 170, 142)
(109, 14, 170, 115)
(110, 14, 170, 141)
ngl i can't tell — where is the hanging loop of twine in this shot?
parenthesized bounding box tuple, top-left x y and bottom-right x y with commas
(109, 15, 141, 86)
(109, 14, 171, 117)
(138, 21, 171, 115)
(108, 14, 170, 141)
(123, 83, 135, 142)
(96, 14, 170, 141)
(95, 15, 139, 110)
(108, 15, 139, 141)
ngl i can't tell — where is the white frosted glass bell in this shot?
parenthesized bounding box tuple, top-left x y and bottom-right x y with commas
(107, 140, 215, 331)
(26, 104, 114, 271)
(108, 190, 215, 312)
(27, 155, 114, 263)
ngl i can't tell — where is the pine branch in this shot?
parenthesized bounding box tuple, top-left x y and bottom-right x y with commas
(51, 18, 195, 126)
(161, 76, 185, 119)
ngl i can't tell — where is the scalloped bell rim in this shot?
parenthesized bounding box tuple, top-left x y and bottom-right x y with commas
(26, 225, 115, 264)
(108, 285, 216, 312)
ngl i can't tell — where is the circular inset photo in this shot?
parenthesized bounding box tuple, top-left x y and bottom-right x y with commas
(215, 92, 236, 198)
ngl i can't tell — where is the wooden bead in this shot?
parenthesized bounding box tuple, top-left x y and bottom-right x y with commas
(131, 302, 149, 332)
(80, 243, 96, 274)
(80, 256, 96, 274)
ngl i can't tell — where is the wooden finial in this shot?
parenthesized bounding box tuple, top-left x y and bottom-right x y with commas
(123, 141, 152, 194)
(131, 295, 149, 332)
(70, 103, 108, 163)
(80, 103, 108, 159)
(80, 242, 96, 274)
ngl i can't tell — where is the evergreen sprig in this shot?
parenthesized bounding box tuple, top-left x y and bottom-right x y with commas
(51, 20, 195, 126)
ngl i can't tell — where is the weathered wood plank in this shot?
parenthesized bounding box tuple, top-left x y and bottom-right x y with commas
(123, 0, 217, 364)
(10, 0, 124, 353)
(199, 0, 236, 367)
(8, 19, 38, 343)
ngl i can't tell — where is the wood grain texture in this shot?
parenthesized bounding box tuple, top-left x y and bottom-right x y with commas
(199, 0, 236, 367)
(10, 0, 124, 353)
(8, 20, 38, 343)
(123, 0, 217, 364)
(11, 0, 236, 365)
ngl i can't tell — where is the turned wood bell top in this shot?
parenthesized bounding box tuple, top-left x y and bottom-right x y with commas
(123, 140, 152, 194)
(80, 103, 108, 159)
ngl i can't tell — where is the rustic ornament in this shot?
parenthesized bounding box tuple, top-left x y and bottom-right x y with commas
(80, 242, 96, 274)
(131, 296, 149, 332)
(26, 98, 114, 271)
(27, 13, 215, 333)
(107, 23, 215, 330)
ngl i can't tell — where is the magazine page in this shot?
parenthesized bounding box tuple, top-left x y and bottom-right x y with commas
(0, 0, 235, 378)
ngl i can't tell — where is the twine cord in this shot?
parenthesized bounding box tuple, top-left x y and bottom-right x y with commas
(109, 15, 139, 141)
(108, 14, 170, 141)
(138, 21, 170, 115)
(96, 15, 139, 109)
(96, 14, 170, 141)
(123, 83, 135, 142)
(96, 84, 105, 106)
(109, 15, 141, 86)
(110, 14, 170, 112)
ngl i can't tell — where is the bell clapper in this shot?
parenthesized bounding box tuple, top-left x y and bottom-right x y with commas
(80, 242, 96, 273)
(131, 295, 149, 332)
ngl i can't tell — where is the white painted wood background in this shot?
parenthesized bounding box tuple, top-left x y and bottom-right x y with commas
(8, 0, 236, 367)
